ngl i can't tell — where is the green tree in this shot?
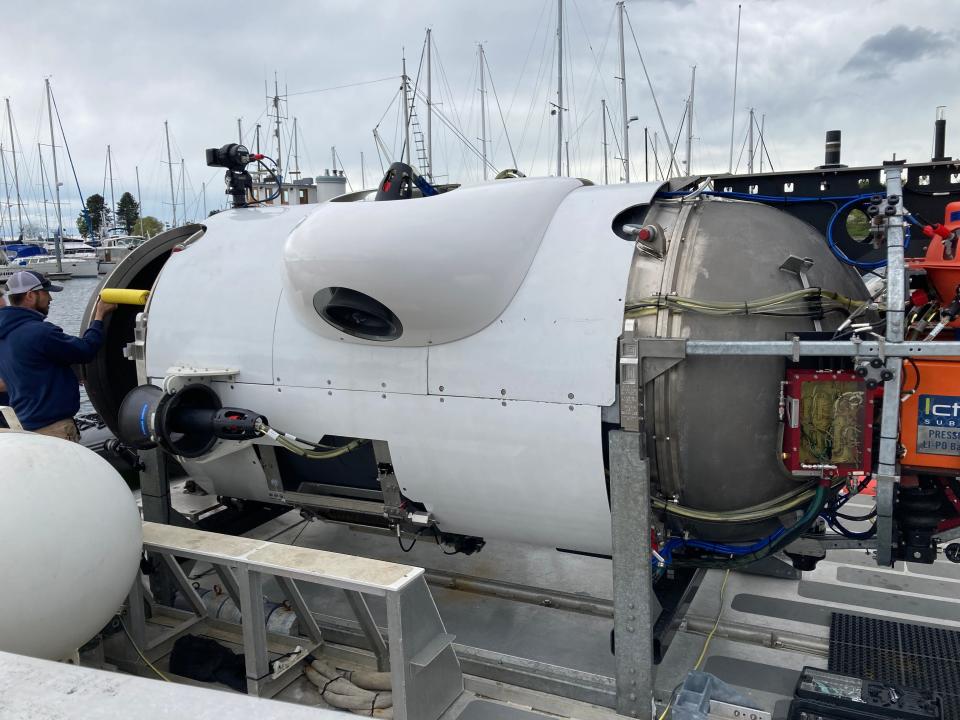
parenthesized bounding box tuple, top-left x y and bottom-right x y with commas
(117, 192, 140, 234)
(132, 216, 164, 238)
(76, 194, 106, 238)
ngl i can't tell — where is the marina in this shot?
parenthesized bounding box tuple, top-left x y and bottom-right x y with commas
(2, 2, 960, 720)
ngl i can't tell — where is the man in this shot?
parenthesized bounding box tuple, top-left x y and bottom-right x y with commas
(0, 270, 116, 441)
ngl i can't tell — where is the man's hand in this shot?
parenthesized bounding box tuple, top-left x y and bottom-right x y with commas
(0, 378, 6, 393)
(93, 300, 118, 322)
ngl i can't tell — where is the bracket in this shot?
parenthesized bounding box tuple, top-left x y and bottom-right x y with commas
(779, 255, 821, 332)
(619, 324, 686, 432)
(163, 366, 240, 394)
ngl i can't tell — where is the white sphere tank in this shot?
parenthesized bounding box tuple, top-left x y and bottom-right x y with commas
(0, 433, 142, 660)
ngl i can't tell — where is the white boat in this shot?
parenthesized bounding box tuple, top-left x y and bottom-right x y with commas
(96, 236, 144, 274)
(26, 241, 100, 278)
(20, 255, 97, 278)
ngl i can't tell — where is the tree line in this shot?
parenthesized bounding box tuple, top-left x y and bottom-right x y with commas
(76, 193, 163, 239)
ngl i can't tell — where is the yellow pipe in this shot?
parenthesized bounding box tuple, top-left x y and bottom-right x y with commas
(100, 288, 150, 306)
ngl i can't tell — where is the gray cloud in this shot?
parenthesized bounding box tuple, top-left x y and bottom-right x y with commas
(842, 25, 946, 79)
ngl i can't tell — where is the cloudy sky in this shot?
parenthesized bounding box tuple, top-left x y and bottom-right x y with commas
(0, 0, 955, 235)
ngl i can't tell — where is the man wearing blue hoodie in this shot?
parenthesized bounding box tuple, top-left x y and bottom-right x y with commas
(0, 270, 115, 440)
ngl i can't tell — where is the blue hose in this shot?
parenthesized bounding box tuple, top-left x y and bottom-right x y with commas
(654, 526, 786, 568)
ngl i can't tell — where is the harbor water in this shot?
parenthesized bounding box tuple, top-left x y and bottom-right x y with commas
(46, 276, 102, 415)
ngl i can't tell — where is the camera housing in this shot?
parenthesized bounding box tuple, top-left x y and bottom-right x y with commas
(205, 143, 251, 172)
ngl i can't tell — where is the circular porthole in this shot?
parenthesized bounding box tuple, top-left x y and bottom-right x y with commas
(845, 208, 871, 244)
(313, 287, 403, 341)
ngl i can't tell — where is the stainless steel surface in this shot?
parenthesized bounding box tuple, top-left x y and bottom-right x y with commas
(628, 197, 869, 534)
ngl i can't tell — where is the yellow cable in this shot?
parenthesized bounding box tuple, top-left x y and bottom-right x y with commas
(119, 617, 170, 682)
(657, 569, 731, 720)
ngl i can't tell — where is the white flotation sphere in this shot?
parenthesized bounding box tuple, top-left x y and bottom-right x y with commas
(0, 432, 142, 659)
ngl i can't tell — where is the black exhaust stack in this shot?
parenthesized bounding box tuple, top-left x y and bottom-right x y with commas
(820, 130, 846, 169)
(933, 107, 950, 161)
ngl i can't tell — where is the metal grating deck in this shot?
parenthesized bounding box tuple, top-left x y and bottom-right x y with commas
(829, 612, 960, 719)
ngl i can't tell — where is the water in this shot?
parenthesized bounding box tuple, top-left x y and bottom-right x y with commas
(46, 276, 102, 414)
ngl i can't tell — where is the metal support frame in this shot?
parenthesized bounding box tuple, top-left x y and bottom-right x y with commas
(628, 163, 960, 571)
(345, 590, 390, 671)
(609, 430, 655, 718)
(876, 162, 906, 566)
(121, 522, 463, 720)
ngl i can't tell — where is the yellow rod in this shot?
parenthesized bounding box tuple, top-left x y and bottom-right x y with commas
(100, 288, 150, 306)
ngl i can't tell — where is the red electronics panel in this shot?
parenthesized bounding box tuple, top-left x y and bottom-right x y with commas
(782, 370, 880, 476)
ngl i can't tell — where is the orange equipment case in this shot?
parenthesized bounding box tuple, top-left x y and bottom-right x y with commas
(900, 359, 960, 471)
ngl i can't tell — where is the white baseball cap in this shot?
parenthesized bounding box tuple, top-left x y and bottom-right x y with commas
(4, 270, 63, 294)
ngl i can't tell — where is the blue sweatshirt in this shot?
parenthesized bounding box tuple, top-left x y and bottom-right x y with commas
(0, 306, 104, 430)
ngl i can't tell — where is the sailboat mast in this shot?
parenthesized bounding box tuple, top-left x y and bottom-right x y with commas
(401, 55, 412, 166)
(759, 114, 765, 173)
(135, 165, 143, 228)
(164, 121, 177, 228)
(556, 0, 564, 176)
(1, 144, 14, 242)
(38, 143, 51, 241)
(237, 117, 243, 144)
(361, 151, 366, 189)
(292, 117, 300, 177)
(180, 159, 186, 223)
(426, 28, 433, 181)
(602, 99, 608, 185)
(107, 144, 116, 232)
(617, 1, 629, 182)
(6, 99, 23, 238)
(685, 66, 696, 176)
(273, 74, 283, 178)
(45, 78, 63, 273)
(728, 4, 742, 174)
(479, 44, 488, 180)
(747, 108, 754, 174)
